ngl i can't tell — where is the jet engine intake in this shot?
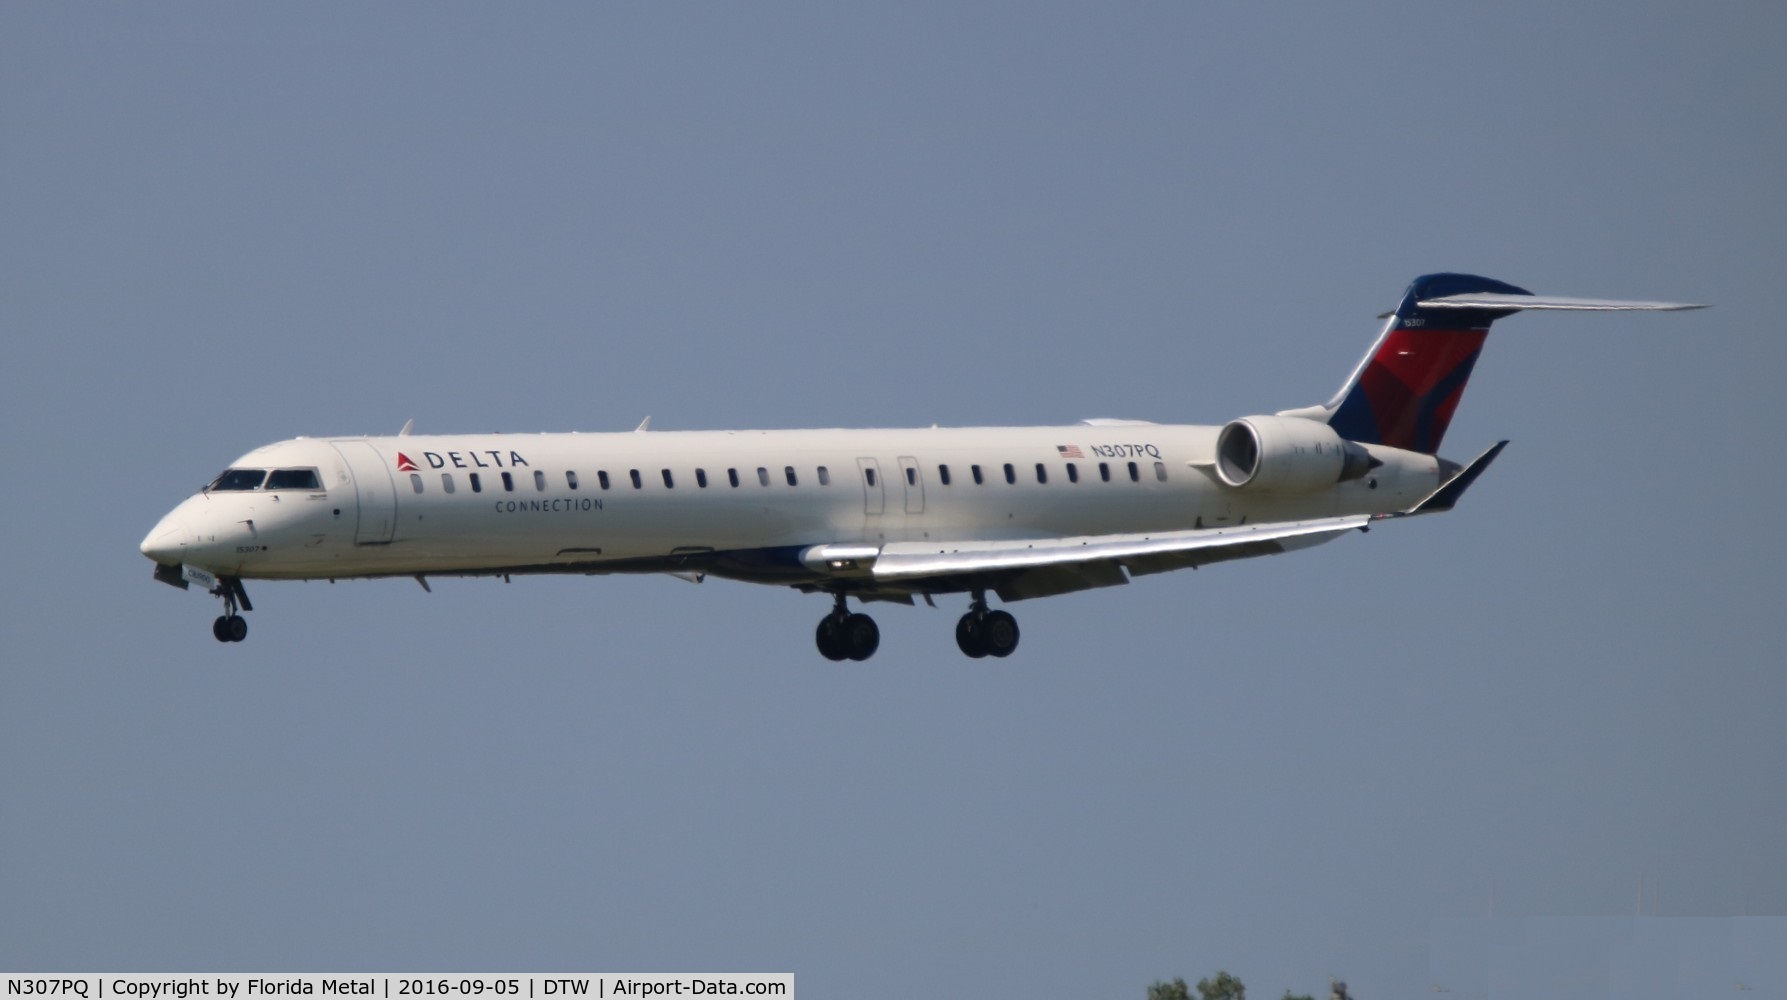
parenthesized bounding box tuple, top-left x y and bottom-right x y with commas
(1215, 415, 1375, 492)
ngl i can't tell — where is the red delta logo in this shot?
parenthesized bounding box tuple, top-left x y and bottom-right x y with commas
(396, 453, 418, 472)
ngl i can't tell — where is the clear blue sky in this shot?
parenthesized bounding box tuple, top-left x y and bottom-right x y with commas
(4, 3, 1784, 997)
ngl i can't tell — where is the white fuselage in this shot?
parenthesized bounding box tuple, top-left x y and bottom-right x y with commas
(141, 424, 1441, 591)
(137, 274, 1696, 655)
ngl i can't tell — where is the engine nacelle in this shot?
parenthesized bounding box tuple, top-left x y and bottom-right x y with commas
(1214, 415, 1375, 492)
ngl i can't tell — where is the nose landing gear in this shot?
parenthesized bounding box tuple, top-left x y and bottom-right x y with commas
(209, 576, 253, 643)
(212, 614, 248, 642)
(815, 593, 880, 661)
(955, 591, 1019, 659)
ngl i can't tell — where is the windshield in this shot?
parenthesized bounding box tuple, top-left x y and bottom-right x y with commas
(266, 468, 322, 490)
(208, 469, 266, 491)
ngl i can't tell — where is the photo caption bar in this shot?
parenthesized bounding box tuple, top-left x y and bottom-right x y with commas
(5, 976, 792, 1000)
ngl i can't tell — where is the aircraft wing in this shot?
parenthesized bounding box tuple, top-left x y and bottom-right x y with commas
(870, 515, 1369, 601)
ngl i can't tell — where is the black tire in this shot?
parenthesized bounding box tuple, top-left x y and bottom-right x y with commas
(213, 616, 232, 643)
(225, 615, 249, 642)
(815, 617, 849, 661)
(980, 610, 1019, 658)
(955, 613, 988, 658)
(842, 613, 880, 661)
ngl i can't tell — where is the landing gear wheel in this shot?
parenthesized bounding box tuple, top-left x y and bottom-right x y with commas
(816, 594, 879, 662)
(841, 613, 879, 661)
(955, 613, 989, 658)
(815, 616, 849, 661)
(979, 609, 1018, 658)
(213, 614, 248, 643)
(208, 576, 252, 643)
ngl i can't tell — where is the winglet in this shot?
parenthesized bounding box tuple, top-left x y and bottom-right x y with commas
(635, 416, 652, 432)
(399, 418, 415, 436)
(1404, 440, 1508, 514)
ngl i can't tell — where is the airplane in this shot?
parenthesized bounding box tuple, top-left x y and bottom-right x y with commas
(140, 274, 1702, 659)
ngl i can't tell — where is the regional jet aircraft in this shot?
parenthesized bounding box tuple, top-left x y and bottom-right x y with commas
(141, 274, 1700, 659)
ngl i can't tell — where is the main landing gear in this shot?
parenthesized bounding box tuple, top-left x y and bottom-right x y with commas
(209, 576, 252, 643)
(955, 590, 1019, 659)
(813, 590, 1021, 661)
(816, 593, 880, 662)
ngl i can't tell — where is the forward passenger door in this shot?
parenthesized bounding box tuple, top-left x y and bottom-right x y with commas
(329, 440, 397, 544)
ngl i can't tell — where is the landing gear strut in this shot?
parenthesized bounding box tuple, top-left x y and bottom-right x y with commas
(955, 590, 1018, 659)
(815, 593, 879, 662)
(210, 576, 251, 643)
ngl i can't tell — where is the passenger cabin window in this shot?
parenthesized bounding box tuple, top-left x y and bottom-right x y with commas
(785, 466, 798, 486)
(598, 471, 611, 490)
(534, 470, 546, 491)
(1035, 463, 1048, 484)
(1127, 461, 1140, 482)
(441, 473, 456, 494)
(696, 468, 708, 488)
(757, 467, 770, 487)
(265, 468, 322, 491)
(209, 469, 266, 492)
(661, 469, 675, 488)
(566, 471, 579, 490)
(972, 465, 984, 485)
(630, 469, 643, 489)
(1066, 463, 1079, 483)
(817, 466, 830, 486)
(728, 468, 740, 488)
(501, 472, 515, 492)
(410, 474, 424, 494)
(938, 464, 951, 486)
(1155, 461, 1168, 481)
(1099, 462, 1111, 482)
(470, 473, 483, 493)
(1003, 463, 1016, 485)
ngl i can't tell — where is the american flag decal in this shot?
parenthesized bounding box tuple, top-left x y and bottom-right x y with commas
(1056, 445, 1083, 459)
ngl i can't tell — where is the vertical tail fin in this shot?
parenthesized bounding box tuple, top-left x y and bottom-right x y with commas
(1292, 273, 1704, 454)
(1319, 273, 1531, 454)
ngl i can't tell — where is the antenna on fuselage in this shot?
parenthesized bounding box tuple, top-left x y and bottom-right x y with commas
(399, 418, 415, 436)
(635, 416, 652, 432)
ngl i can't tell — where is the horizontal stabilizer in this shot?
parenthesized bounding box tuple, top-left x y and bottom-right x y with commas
(1417, 293, 1706, 312)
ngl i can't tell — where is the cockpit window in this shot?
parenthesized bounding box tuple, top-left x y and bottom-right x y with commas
(208, 469, 266, 491)
(266, 468, 323, 491)
(207, 467, 322, 492)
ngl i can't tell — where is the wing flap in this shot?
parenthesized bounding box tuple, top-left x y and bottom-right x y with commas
(1121, 531, 1340, 577)
(998, 561, 1132, 600)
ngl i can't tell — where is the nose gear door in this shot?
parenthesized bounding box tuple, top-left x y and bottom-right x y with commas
(329, 440, 398, 544)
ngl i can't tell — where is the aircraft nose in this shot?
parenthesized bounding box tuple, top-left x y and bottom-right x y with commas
(140, 512, 191, 564)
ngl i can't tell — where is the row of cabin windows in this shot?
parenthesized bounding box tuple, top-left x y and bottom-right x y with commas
(936, 460, 1168, 485)
(408, 465, 838, 495)
(406, 460, 1170, 496)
